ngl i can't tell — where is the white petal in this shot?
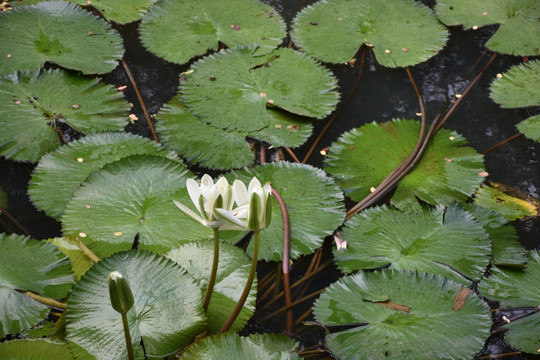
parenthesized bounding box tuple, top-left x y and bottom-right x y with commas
(200, 174, 214, 196)
(186, 178, 202, 212)
(233, 179, 249, 206)
(214, 208, 248, 230)
(248, 177, 262, 194)
(173, 200, 206, 226)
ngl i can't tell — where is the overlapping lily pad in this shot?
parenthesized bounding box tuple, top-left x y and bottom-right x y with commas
(290, 0, 448, 67)
(474, 183, 538, 220)
(503, 309, 540, 354)
(166, 240, 256, 333)
(29, 132, 177, 218)
(155, 97, 312, 170)
(48, 237, 94, 281)
(224, 162, 346, 261)
(490, 60, 540, 142)
(336, 204, 491, 284)
(436, 0, 540, 56)
(314, 270, 492, 360)
(181, 333, 299, 359)
(66, 250, 206, 359)
(61, 155, 212, 259)
(72, 0, 159, 24)
(0, 1, 124, 75)
(139, 0, 285, 65)
(0, 70, 129, 162)
(324, 119, 485, 210)
(181, 45, 340, 132)
(0, 234, 74, 337)
(0, 339, 74, 360)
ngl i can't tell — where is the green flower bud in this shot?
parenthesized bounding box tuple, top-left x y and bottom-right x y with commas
(108, 271, 134, 314)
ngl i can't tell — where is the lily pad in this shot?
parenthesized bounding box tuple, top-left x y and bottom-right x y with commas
(490, 60, 540, 142)
(155, 97, 313, 170)
(436, 0, 540, 56)
(139, 0, 285, 65)
(324, 119, 485, 211)
(0, 1, 124, 75)
(336, 204, 491, 284)
(66, 250, 206, 359)
(181, 46, 340, 132)
(61, 155, 212, 259)
(28, 132, 177, 218)
(48, 237, 94, 281)
(180, 333, 299, 359)
(225, 162, 346, 261)
(166, 240, 256, 333)
(473, 183, 538, 220)
(314, 270, 492, 360)
(0, 339, 74, 360)
(0, 70, 129, 162)
(0, 234, 74, 337)
(72, 0, 159, 24)
(503, 310, 540, 354)
(290, 0, 448, 67)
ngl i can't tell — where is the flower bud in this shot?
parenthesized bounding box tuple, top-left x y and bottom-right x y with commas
(108, 271, 134, 314)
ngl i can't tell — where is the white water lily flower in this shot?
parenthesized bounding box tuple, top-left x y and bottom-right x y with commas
(215, 177, 272, 232)
(173, 174, 233, 229)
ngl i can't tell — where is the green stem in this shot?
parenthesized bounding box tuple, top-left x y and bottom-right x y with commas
(203, 228, 220, 312)
(220, 231, 260, 333)
(121, 312, 135, 360)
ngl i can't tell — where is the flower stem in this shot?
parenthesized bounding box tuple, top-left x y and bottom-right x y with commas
(220, 230, 260, 333)
(121, 312, 135, 360)
(203, 228, 220, 312)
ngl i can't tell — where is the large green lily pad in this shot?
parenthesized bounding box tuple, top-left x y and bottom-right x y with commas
(0, 70, 129, 162)
(314, 270, 492, 360)
(225, 162, 346, 261)
(66, 250, 206, 359)
(61, 155, 212, 259)
(325, 119, 485, 211)
(166, 240, 256, 333)
(0, 1, 124, 75)
(0, 339, 74, 360)
(181, 45, 340, 132)
(72, 0, 159, 24)
(336, 204, 491, 284)
(180, 333, 299, 359)
(28, 132, 177, 218)
(436, 0, 540, 56)
(139, 0, 285, 65)
(291, 0, 448, 67)
(0, 234, 74, 337)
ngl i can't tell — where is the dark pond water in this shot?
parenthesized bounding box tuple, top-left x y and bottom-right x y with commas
(0, 0, 539, 358)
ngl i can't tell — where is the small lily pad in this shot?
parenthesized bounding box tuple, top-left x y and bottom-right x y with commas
(314, 270, 492, 360)
(336, 204, 491, 284)
(0, 234, 74, 337)
(473, 183, 538, 221)
(48, 237, 94, 281)
(166, 240, 256, 333)
(0, 339, 74, 360)
(61, 155, 212, 259)
(503, 310, 540, 354)
(324, 119, 485, 211)
(180, 333, 299, 359)
(139, 0, 286, 64)
(72, 0, 159, 24)
(0, 1, 124, 75)
(291, 0, 448, 67)
(66, 250, 206, 359)
(181, 45, 340, 132)
(0, 70, 129, 162)
(436, 0, 540, 56)
(28, 132, 177, 218)
(225, 162, 346, 261)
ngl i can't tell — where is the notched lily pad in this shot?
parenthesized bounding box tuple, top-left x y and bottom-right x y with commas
(291, 0, 448, 67)
(139, 0, 285, 65)
(336, 204, 491, 284)
(0, 70, 129, 162)
(325, 119, 485, 211)
(61, 155, 212, 259)
(436, 0, 540, 56)
(314, 270, 492, 360)
(0, 1, 124, 75)
(181, 45, 339, 132)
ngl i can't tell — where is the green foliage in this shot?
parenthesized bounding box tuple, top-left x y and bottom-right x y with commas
(72, 0, 159, 24)
(291, 0, 448, 67)
(436, 0, 540, 56)
(48, 237, 93, 281)
(474, 184, 538, 220)
(0, 1, 124, 75)
(0, 339, 74, 360)
(314, 270, 492, 360)
(139, 0, 285, 64)
(0, 70, 129, 162)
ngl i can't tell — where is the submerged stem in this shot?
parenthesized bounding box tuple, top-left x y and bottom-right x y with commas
(220, 231, 260, 333)
(121, 312, 135, 360)
(203, 228, 220, 312)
